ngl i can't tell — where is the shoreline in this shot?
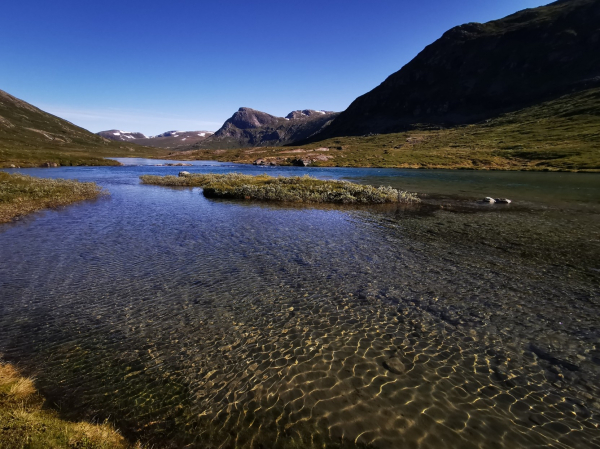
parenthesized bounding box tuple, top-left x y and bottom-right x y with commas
(0, 360, 134, 448)
(119, 157, 600, 173)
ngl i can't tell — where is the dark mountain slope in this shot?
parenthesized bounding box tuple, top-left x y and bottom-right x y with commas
(165, 87, 600, 171)
(191, 107, 338, 149)
(318, 0, 600, 138)
(0, 90, 162, 167)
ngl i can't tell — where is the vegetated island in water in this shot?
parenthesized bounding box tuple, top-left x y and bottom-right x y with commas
(0, 172, 106, 223)
(0, 361, 135, 449)
(140, 172, 420, 204)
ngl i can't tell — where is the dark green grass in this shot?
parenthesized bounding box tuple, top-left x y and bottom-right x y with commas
(140, 173, 419, 204)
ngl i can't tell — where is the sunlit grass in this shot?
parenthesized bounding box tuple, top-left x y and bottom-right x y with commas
(0, 172, 106, 223)
(140, 172, 419, 204)
(0, 361, 137, 448)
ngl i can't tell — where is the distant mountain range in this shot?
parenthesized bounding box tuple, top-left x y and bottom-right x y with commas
(97, 130, 214, 149)
(312, 0, 600, 139)
(186, 108, 338, 149)
(97, 107, 337, 150)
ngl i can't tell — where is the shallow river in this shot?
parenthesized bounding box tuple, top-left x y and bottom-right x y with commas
(1, 161, 599, 448)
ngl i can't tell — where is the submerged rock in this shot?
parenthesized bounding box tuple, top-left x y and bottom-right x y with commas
(483, 197, 496, 203)
(383, 357, 408, 375)
(495, 198, 512, 204)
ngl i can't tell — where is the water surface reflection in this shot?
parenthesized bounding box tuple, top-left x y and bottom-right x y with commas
(0, 163, 599, 448)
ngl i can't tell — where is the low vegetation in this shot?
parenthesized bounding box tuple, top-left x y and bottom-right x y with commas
(166, 88, 600, 172)
(140, 172, 419, 204)
(0, 145, 166, 169)
(0, 361, 135, 448)
(0, 172, 106, 223)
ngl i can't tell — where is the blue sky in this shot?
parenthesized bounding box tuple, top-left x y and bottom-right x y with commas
(1, 0, 550, 135)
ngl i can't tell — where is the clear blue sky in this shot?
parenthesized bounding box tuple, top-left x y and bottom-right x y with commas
(0, 0, 551, 135)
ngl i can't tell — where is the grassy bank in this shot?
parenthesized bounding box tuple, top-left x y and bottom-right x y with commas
(0, 361, 135, 448)
(140, 172, 419, 204)
(0, 146, 167, 169)
(0, 172, 106, 223)
(167, 88, 600, 171)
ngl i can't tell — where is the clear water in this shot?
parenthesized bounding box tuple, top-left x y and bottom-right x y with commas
(1, 162, 599, 448)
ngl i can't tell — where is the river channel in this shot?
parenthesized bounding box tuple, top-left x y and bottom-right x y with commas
(1, 161, 599, 448)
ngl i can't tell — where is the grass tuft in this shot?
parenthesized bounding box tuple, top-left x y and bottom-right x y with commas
(140, 172, 419, 204)
(0, 361, 136, 448)
(0, 172, 106, 223)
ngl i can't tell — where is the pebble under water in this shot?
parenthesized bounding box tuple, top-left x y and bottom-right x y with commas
(0, 163, 599, 448)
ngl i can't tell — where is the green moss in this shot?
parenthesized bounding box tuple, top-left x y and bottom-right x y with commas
(140, 173, 419, 204)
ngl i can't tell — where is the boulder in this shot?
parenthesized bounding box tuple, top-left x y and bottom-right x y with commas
(254, 157, 285, 166)
(178, 171, 191, 177)
(291, 158, 311, 167)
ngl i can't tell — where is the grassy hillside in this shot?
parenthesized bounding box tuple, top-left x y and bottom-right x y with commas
(0, 90, 166, 168)
(168, 88, 600, 171)
(316, 0, 600, 138)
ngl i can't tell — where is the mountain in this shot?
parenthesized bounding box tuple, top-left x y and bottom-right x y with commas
(97, 129, 214, 149)
(97, 130, 148, 141)
(0, 90, 162, 167)
(188, 107, 338, 149)
(167, 87, 600, 171)
(315, 0, 600, 138)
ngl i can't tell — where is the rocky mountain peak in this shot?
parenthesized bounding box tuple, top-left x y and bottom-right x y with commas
(285, 110, 333, 120)
(191, 106, 339, 149)
(227, 108, 280, 130)
(97, 130, 148, 141)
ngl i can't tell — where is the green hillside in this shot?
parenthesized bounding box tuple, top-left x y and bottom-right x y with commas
(0, 90, 165, 168)
(167, 87, 600, 171)
(314, 0, 600, 138)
